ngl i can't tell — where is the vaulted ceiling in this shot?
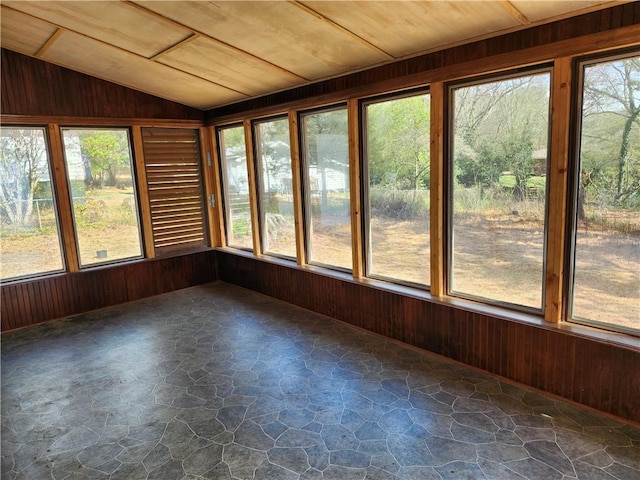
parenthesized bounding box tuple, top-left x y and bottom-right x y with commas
(0, 1, 628, 109)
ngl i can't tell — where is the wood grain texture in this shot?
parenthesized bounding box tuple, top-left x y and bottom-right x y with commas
(1, 251, 217, 332)
(545, 56, 573, 323)
(1, 49, 204, 120)
(207, 3, 640, 121)
(217, 251, 640, 423)
(3, 0, 192, 58)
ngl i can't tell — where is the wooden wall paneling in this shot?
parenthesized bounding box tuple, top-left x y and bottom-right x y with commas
(347, 99, 363, 278)
(288, 111, 306, 265)
(0, 251, 218, 332)
(429, 82, 445, 296)
(1, 49, 204, 120)
(47, 123, 79, 273)
(545, 56, 573, 323)
(243, 119, 261, 255)
(131, 125, 155, 258)
(1, 287, 12, 330)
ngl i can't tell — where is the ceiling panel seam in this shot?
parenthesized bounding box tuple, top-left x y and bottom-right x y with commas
(292, 0, 396, 60)
(127, 0, 310, 82)
(35, 27, 65, 59)
(501, 1, 531, 25)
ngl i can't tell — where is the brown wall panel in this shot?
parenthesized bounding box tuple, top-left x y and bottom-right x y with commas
(217, 251, 640, 423)
(1, 49, 204, 120)
(1, 250, 217, 331)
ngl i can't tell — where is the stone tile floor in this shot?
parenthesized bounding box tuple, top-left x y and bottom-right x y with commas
(1, 282, 639, 480)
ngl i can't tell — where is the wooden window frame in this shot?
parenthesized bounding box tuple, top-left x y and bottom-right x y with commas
(445, 66, 554, 315)
(298, 103, 352, 273)
(564, 48, 640, 336)
(359, 87, 432, 289)
(207, 27, 640, 337)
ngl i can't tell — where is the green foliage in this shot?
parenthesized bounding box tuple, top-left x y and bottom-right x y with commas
(232, 217, 251, 238)
(367, 95, 430, 190)
(78, 130, 131, 188)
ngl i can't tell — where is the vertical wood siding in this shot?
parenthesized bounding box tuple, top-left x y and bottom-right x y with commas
(1, 251, 217, 332)
(1, 49, 204, 120)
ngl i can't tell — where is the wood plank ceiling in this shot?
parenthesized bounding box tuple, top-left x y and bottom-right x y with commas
(0, 1, 627, 110)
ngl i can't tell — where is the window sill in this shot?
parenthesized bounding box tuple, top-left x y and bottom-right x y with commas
(216, 247, 640, 351)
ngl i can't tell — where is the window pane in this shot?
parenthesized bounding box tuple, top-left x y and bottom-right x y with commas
(0, 127, 64, 279)
(62, 129, 142, 266)
(219, 126, 253, 249)
(365, 94, 430, 286)
(301, 108, 351, 270)
(450, 72, 551, 309)
(255, 118, 296, 258)
(571, 55, 640, 333)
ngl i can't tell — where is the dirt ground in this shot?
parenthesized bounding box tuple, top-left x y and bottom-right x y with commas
(2, 216, 637, 332)
(307, 215, 638, 332)
(1, 225, 142, 279)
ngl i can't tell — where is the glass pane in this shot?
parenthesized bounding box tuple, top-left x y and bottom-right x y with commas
(0, 127, 64, 279)
(256, 119, 296, 258)
(62, 129, 142, 266)
(302, 108, 351, 270)
(572, 55, 640, 333)
(219, 126, 253, 249)
(365, 94, 430, 286)
(450, 72, 551, 309)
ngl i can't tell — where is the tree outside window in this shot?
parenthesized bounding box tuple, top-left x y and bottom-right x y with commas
(0, 127, 64, 280)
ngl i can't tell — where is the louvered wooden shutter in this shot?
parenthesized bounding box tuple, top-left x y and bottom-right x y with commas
(141, 128, 207, 255)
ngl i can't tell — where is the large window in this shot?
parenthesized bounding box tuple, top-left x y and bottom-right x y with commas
(61, 128, 142, 266)
(218, 125, 253, 249)
(0, 127, 65, 280)
(363, 92, 431, 286)
(254, 117, 296, 258)
(570, 53, 640, 334)
(300, 106, 351, 270)
(449, 71, 551, 310)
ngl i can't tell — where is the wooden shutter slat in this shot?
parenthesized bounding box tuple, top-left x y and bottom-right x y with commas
(142, 128, 207, 255)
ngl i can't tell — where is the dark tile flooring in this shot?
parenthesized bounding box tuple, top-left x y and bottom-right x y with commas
(2, 282, 639, 480)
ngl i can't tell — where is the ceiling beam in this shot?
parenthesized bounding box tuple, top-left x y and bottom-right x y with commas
(149, 33, 198, 61)
(35, 27, 65, 58)
(500, 1, 531, 25)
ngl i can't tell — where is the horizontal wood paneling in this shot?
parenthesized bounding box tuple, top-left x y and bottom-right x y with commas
(1, 250, 217, 331)
(217, 251, 640, 423)
(207, 3, 640, 120)
(1, 49, 204, 120)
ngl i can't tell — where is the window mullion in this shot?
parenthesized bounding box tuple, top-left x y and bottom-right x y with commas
(243, 119, 262, 256)
(209, 127, 227, 248)
(348, 99, 363, 279)
(131, 125, 155, 259)
(544, 56, 573, 323)
(288, 112, 306, 266)
(430, 82, 446, 297)
(48, 123, 80, 273)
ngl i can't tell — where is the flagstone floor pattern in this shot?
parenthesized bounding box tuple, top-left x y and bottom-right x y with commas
(1, 282, 639, 480)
